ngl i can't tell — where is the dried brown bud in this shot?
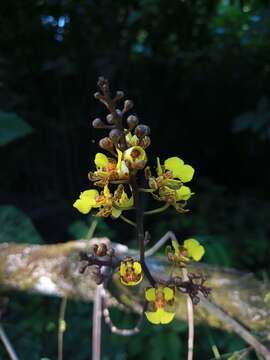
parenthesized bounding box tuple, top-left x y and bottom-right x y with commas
(109, 128, 123, 143)
(115, 109, 122, 118)
(123, 100, 134, 112)
(92, 118, 105, 128)
(134, 124, 150, 138)
(99, 137, 113, 150)
(127, 115, 139, 129)
(93, 243, 108, 257)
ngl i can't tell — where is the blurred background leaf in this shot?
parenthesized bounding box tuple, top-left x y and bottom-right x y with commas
(0, 112, 33, 146)
(0, 205, 42, 244)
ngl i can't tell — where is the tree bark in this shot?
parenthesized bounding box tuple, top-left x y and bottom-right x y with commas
(0, 238, 270, 335)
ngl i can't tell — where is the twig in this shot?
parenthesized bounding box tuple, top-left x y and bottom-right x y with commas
(102, 287, 144, 335)
(0, 324, 19, 360)
(145, 231, 176, 257)
(92, 284, 103, 360)
(200, 297, 270, 360)
(182, 268, 194, 360)
(58, 297, 67, 360)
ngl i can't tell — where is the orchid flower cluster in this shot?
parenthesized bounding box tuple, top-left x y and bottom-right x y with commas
(74, 77, 210, 326)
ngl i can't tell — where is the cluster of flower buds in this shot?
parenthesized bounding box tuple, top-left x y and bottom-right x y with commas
(75, 78, 210, 326)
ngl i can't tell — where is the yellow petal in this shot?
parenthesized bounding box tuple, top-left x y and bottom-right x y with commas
(73, 199, 93, 214)
(163, 287, 174, 301)
(164, 157, 184, 174)
(145, 308, 175, 325)
(172, 240, 180, 256)
(133, 261, 142, 275)
(191, 245, 205, 261)
(119, 262, 126, 277)
(184, 238, 200, 250)
(103, 185, 111, 198)
(119, 160, 129, 176)
(95, 153, 109, 169)
(111, 207, 122, 218)
(184, 239, 205, 261)
(116, 148, 123, 170)
(158, 308, 175, 324)
(174, 164, 194, 183)
(80, 189, 99, 203)
(145, 311, 161, 325)
(145, 288, 156, 301)
(176, 186, 192, 201)
(119, 192, 134, 208)
(156, 157, 163, 176)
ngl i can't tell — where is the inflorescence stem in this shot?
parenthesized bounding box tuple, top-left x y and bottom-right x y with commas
(131, 175, 156, 287)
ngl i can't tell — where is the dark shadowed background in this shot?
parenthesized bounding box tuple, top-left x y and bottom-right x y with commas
(0, 0, 269, 359)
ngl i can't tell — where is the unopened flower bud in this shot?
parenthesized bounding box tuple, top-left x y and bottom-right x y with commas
(134, 124, 150, 138)
(99, 137, 113, 149)
(127, 115, 139, 129)
(109, 128, 123, 143)
(92, 118, 105, 128)
(115, 109, 122, 118)
(139, 135, 151, 149)
(94, 92, 102, 99)
(106, 114, 115, 124)
(123, 100, 134, 112)
(115, 91, 125, 100)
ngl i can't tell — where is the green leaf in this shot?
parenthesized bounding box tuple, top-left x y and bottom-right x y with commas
(0, 205, 42, 244)
(0, 111, 33, 146)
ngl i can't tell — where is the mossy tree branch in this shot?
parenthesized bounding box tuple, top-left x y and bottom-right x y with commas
(0, 238, 270, 338)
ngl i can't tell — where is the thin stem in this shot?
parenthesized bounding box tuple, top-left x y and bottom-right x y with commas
(92, 284, 103, 360)
(182, 268, 194, 360)
(120, 215, 137, 228)
(58, 297, 67, 360)
(102, 286, 145, 335)
(0, 324, 19, 360)
(130, 175, 156, 287)
(144, 203, 170, 216)
(138, 188, 155, 193)
(86, 219, 98, 240)
(145, 231, 176, 258)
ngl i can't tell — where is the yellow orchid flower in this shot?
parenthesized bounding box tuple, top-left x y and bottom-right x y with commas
(119, 258, 143, 286)
(167, 238, 205, 265)
(123, 146, 147, 170)
(88, 152, 129, 186)
(147, 156, 194, 192)
(73, 185, 133, 218)
(145, 286, 175, 325)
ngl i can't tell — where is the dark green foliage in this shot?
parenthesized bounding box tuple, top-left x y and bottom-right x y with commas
(0, 112, 33, 146)
(0, 205, 42, 244)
